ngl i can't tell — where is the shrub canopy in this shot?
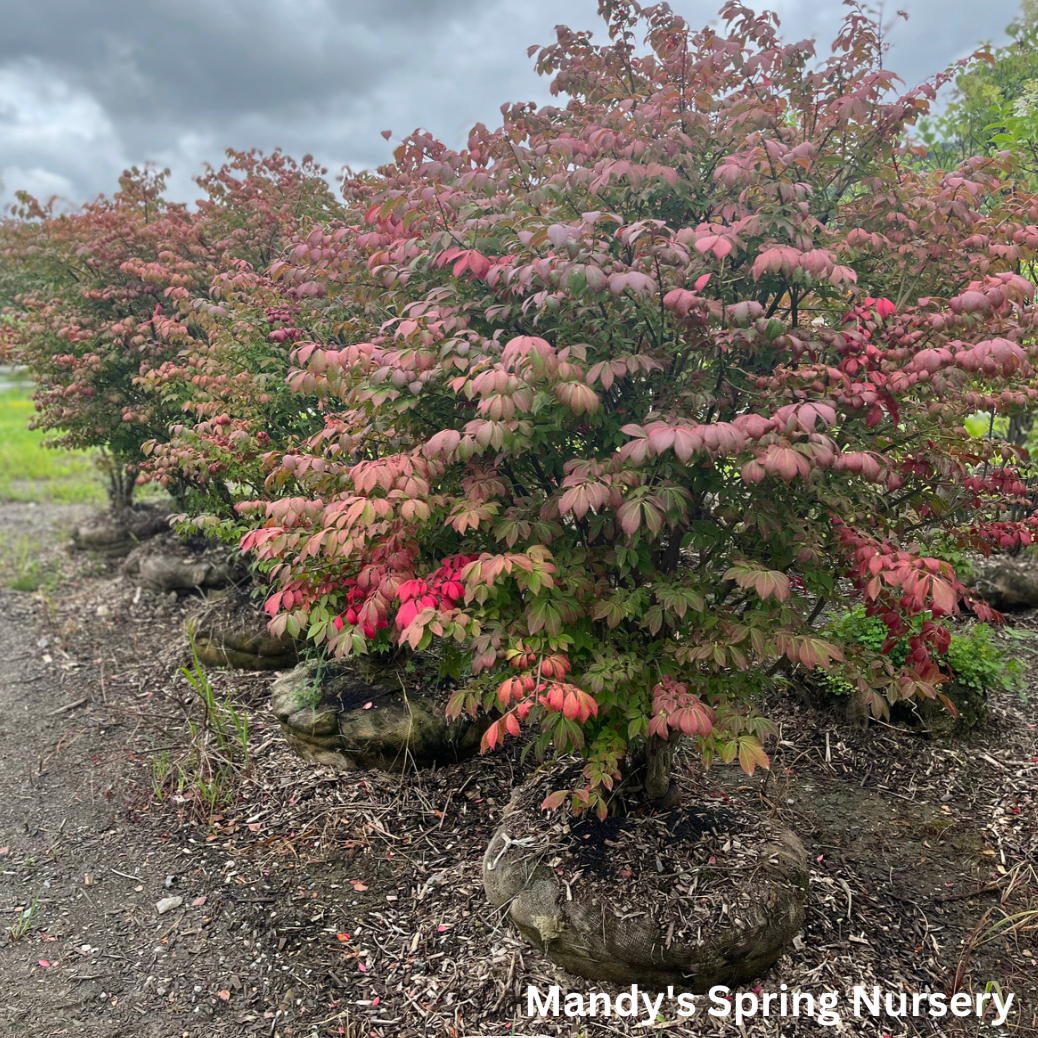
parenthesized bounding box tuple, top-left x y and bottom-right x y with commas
(237, 1, 1038, 813)
(2, 151, 339, 507)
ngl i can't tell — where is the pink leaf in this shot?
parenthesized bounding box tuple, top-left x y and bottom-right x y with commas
(616, 500, 642, 536)
(695, 234, 732, 260)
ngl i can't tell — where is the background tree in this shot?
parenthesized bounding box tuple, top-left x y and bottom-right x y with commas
(918, 1, 1038, 448)
(134, 150, 346, 523)
(4, 151, 341, 511)
(921, 1, 1038, 174)
(3, 167, 201, 507)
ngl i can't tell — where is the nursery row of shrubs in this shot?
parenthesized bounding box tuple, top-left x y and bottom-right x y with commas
(2, 1, 1038, 819)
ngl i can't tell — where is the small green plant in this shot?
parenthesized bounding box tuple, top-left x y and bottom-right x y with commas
(179, 643, 250, 761)
(196, 775, 232, 818)
(8, 562, 46, 593)
(819, 607, 1024, 701)
(291, 655, 327, 710)
(0, 533, 58, 593)
(820, 607, 915, 697)
(946, 624, 1027, 696)
(8, 897, 39, 941)
(1003, 627, 1036, 703)
(827, 606, 899, 656)
(151, 750, 173, 801)
(152, 643, 251, 821)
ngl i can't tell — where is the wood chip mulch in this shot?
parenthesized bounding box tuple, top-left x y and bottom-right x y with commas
(8, 527, 1037, 1037)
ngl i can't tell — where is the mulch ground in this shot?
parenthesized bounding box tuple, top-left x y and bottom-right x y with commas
(0, 500, 1035, 1037)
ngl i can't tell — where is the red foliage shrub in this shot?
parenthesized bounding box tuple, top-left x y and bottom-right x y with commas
(9, 3, 1038, 815)
(238, 2, 1038, 813)
(3, 151, 340, 510)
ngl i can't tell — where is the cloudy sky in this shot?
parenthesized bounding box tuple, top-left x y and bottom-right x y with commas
(0, 0, 1025, 209)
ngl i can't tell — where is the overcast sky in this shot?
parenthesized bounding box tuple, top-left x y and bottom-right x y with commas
(0, 0, 1025, 209)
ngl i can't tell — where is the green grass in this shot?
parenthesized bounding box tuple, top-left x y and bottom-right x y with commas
(151, 643, 253, 821)
(0, 385, 104, 505)
(8, 896, 39, 941)
(0, 530, 61, 593)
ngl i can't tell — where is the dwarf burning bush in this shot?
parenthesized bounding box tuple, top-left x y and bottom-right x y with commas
(3, 151, 340, 510)
(241, 1, 1038, 816)
(135, 151, 345, 522)
(2, 167, 202, 505)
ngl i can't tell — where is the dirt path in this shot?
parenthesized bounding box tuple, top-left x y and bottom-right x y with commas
(0, 503, 318, 1038)
(0, 502, 196, 1037)
(0, 503, 136, 1034)
(0, 500, 523, 1038)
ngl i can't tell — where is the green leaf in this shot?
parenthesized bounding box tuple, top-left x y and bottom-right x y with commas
(964, 411, 989, 438)
(527, 598, 562, 637)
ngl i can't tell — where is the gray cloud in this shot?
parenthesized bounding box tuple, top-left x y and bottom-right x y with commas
(0, 0, 485, 119)
(0, 0, 1026, 207)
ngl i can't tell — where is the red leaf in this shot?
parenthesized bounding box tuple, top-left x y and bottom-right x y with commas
(695, 234, 732, 260)
(929, 576, 957, 615)
(541, 790, 568, 811)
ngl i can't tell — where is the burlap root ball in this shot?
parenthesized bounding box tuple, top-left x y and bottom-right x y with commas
(270, 661, 487, 771)
(482, 761, 808, 991)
